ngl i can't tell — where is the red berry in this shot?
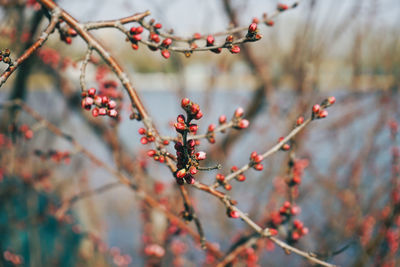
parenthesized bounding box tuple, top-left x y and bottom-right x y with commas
(64, 36, 72, 44)
(225, 35, 234, 43)
(101, 96, 109, 105)
(219, 115, 227, 124)
(190, 103, 200, 115)
(161, 49, 170, 59)
(238, 119, 249, 129)
(140, 136, 148, 144)
(147, 150, 156, 157)
(292, 232, 300, 241)
(254, 163, 264, 171)
(24, 130, 34, 139)
(108, 100, 117, 109)
(312, 104, 320, 114)
(150, 33, 160, 43)
(162, 38, 172, 47)
(301, 227, 309, 235)
(206, 35, 214, 45)
(237, 174, 246, 182)
(174, 122, 186, 131)
(138, 128, 146, 135)
(131, 43, 139, 50)
(269, 228, 278, 236)
(88, 87, 96, 96)
(282, 144, 290, 151)
(248, 22, 258, 33)
(108, 109, 118, 117)
(177, 114, 185, 123)
(229, 210, 239, 218)
(195, 151, 206, 160)
(328, 96, 336, 105)
(132, 34, 141, 42)
(181, 98, 190, 108)
(194, 110, 203, 120)
(266, 20, 274, 26)
(254, 154, 263, 163)
(193, 33, 201, 39)
(98, 108, 107, 115)
(216, 173, 225, 182)
(135, 26, 143, 34)
(92, 107, 99, 117)
(129, 27, 136, 34)
(296, 116, 304, 126)
(250, 151, 258, 159)
(67, 28, 77, 37)
(230, 45, 240, 54)
(154, 23, 162, 29)
(283, 201, 291, 209)
(189, 124, 198, 133)
(176, 169, 186, 178)
(231, 166, 238, 172)
(277, 3, 289, 11)
(94, 95, 102, 106)
(234, 107, 244, 117)
(318, 110, 328, 118)
(224, 184, 232, 191)
(189, 166, 198, 175)
(208, 124, 215, 132)
(82, 97, 93, 110)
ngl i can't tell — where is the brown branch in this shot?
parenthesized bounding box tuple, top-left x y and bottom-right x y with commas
(84, 11, 151, 30)
(0, 8, 60, 88)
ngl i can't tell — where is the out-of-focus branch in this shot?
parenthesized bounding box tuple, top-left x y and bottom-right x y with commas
(0, 9, 60, 88)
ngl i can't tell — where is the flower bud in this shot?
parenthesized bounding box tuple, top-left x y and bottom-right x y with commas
(195, 151, 206, 160)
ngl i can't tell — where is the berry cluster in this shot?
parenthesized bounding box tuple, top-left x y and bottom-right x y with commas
(287, 159, 309, 186)
(291, 219, 309, 242)
(34, 149, 71, 164)
(59, 26, 77, 45)
(266, 200, 307, 242)
(312, 96, 336, 119)
(173, 98, 207, 185)
(129, 26, 144, 50)
(278, 137, 291, 151)
(81, 87, 118, 118)
(246, 22, 262, 42)
(10, 124, 34, 140)
(250, 151, 264, 171)
(138, 127, 155, 144)
(232, 107, 250, 129)
(0, 48, 12, 66)
(215, 173, 232, 191)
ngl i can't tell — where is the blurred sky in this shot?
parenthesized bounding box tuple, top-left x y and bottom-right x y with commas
(59, 0, 400, 35)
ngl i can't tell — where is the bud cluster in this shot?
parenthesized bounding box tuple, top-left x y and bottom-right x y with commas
(138, 127, 155, 145)
(34, 149, 71, 164)
(10, 124, 34, 140)
(290, 219, 309, 242)
(129, 26, 144, 50)
(278, 137, 291, 151)
(312, 96, 336, 120)
(250, 151, 264, 171)
(232, 107, 250, 129)
(81, 87, 118, 119)
(0, 48, 13, 65)
(287, 159, 309, 186)
(246, 23, 262, 41)
(59, 26, 77, 45)
(173, 98, 207, 185)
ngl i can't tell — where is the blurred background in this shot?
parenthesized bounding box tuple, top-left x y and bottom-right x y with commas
(0, 0, 400, 266)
